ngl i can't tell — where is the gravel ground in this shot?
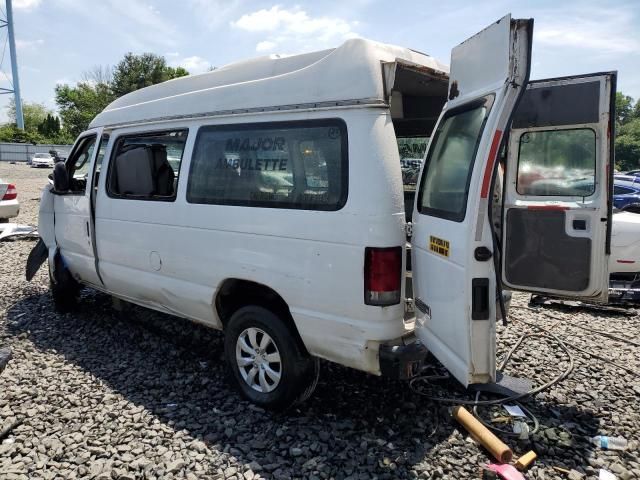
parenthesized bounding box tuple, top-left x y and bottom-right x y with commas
(0, 162, 639, 480)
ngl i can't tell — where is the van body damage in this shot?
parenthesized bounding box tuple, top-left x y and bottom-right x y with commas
(26, 185, 57, 281)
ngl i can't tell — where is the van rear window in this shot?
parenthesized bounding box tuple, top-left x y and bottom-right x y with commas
(186, 119, 348, 210)
(417, 98, 492, 222)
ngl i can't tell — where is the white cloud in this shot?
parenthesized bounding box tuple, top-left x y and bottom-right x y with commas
(256, 40, 277, 53)
(13, 0, 41, 10)
(189, 0, 243, 29)
(16, 38, 44, 50)
(170, 55, 210, 74)
(535, 8, 640, 54)
(232, 5, 360, 53)
(20, 65, 41, 73)
(54, 0, 180, 49)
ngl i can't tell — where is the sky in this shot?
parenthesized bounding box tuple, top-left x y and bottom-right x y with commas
(0, 0, 638, 123)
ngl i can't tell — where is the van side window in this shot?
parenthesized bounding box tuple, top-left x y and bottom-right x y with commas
(516, 129, 596, 196)
(91, 134, 110, 210)
(186, 119, 347, 210)
(107, 130, 187, 201)
(67, 135, 97, 194)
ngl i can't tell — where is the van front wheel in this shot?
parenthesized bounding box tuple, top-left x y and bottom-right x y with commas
(49, 254, 80, 313)
(224, 305, 319, 410)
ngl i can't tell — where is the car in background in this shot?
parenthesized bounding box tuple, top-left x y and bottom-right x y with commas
(623, 169, 640, 177)
(0, 179, 18, 222)
(30, 153, 55, 168)
(614, 174, 639, 183)
(613, 180, 640, 209)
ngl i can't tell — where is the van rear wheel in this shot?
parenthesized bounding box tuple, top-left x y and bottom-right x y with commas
(224, 305, 319, 410)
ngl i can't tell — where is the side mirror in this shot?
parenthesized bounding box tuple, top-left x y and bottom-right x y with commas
(52, 162, 70, 193)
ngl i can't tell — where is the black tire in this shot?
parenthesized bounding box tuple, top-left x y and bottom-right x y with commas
(49, 254, 81, 313)
(0, 218, 8, 223)
(224, 305, 319, 410)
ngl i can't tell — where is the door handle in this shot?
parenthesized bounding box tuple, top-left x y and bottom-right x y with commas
(572, 219, 587, 231)
(86, 221, 90, 237)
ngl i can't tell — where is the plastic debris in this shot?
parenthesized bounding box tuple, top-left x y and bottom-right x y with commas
(0, 223, 38, 242)
(503, 405, 527, 418)
(590, 435, 628, 450)
(599, 469, 617, 480)
(486, 463, 525, 480)
(513, 421, 530, 440)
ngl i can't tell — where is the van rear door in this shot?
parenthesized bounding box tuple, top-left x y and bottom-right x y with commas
(412, 15, 533, 386)
(502, 73, 616, 301)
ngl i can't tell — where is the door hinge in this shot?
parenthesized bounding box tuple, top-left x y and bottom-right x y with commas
(405, 222, 413, 237)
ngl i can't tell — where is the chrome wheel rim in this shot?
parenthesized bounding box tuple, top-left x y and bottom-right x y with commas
(236, 327, 282, 393)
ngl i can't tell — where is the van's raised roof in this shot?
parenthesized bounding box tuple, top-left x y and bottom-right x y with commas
(90, 38, 448, 129)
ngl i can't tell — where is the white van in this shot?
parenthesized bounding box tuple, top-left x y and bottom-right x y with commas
(27, 15, 615, 409)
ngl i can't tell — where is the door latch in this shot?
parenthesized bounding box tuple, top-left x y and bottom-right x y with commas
(474, 246, 492, 261)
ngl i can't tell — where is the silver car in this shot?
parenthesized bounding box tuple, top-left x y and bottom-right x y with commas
(31, 153, 54, 168)
(0, 179, 19, 222)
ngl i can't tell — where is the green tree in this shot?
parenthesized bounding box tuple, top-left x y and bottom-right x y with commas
(37, 113, 61, 138)
(111, 53, 189, 97)
(615, 92, 635, 127)
(616, 117, 640, 171)
(0, 123, 44, 144)
(55, 53, 190, 137)
(7, 98, 51, 131)
(55, 82, 114, 137)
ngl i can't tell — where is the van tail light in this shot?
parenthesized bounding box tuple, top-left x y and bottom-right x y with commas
(364, 246, 402, 306)
(2, 184, 17, 200)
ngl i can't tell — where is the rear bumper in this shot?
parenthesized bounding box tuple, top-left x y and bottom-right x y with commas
(0, 199, 19, 219)
(379, 334, 428, 380)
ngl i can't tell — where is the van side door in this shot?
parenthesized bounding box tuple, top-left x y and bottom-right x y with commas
(94, 128, 191, 314)
(412, 15, 533, 387)
(502, 73, 616, 301)
(54, 127, 105, 286)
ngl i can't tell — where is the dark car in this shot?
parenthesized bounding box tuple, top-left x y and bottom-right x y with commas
(614, 180, 640, 209)
(49, 149, 68, 163)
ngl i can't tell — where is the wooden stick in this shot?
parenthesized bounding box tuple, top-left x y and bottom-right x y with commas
(515, 451, 537, 471)
(452, 406, 513, 463)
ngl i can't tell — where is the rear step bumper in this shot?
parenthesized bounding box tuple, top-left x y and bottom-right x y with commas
(379, 334, 428, 380)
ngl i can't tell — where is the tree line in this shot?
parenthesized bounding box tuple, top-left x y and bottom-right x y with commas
(0, 52, 189, 145)
(0, 52, 638, 171)
(615, 92, 640, 171)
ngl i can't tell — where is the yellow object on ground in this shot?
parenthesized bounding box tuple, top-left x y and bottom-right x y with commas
(515, 451, 537, 470)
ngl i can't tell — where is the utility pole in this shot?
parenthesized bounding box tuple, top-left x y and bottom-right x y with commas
(4, 0, 23, 129)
